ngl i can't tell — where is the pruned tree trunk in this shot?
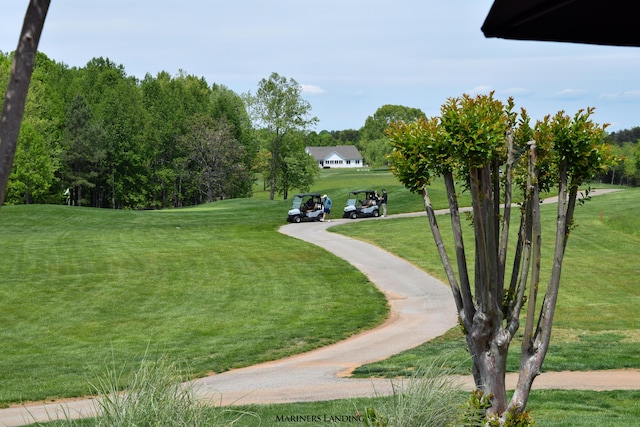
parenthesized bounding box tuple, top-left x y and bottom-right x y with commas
(0, 0, 50, 206)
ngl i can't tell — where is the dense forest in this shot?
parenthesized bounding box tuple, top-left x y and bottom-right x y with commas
(1, 51, 637, 208)
(1, 52, 261, 208)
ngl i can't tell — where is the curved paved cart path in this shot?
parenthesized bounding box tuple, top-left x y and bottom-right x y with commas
(2, 188, 637, 426)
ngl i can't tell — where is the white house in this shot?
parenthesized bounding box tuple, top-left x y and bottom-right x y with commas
(305, 145, 364, 168)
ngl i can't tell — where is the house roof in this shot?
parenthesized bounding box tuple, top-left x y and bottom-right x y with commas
(305, 145, 363, 161)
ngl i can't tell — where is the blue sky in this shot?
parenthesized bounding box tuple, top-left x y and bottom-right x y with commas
(2, 1, 640, 132)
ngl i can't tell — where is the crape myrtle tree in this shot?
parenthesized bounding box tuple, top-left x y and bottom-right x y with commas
(244, 72, 318, 200)
(386, 93, 610, 423)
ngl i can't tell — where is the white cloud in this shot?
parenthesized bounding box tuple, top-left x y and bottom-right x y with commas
(467, 85, 494, 95)
(600, 90, 640, 100)
(500, 87, 531, 96)
(301, 84, 326, 95)
(555, 88, 587, 99)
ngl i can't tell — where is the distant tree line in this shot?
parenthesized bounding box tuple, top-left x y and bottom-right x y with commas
(1, 49, 431, 208)
(603, 126, 640, 186)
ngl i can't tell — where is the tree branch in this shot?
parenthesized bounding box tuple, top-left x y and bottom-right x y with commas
(506, 202, 530, 337)
(443, 170, 475, 327)
(420, 185, 468, 330)
(522, 141, 541, 354)
(498, 129, 515, 291)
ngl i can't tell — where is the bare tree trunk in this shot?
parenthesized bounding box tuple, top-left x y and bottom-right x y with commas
(0, 0, 50, 206)
(465, 165, 509, 415)
(522, 142, 541, 355)
(269, 132, 280, 201)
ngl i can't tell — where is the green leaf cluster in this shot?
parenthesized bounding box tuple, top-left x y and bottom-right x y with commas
(387, 93, 512, 191)
(386, 93, 610, 198)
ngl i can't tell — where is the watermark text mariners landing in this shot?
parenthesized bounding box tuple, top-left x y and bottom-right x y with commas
(275, 414, 363, 423)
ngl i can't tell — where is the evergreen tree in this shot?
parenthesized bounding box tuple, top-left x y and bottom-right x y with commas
(60, 94, 106, 206)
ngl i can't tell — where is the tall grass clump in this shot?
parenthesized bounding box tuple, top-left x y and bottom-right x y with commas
(361, 358, 467, 427)
(92, 356, 212, 426)
(38, 355, 256, 427)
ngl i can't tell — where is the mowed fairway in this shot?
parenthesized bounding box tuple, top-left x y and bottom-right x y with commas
(0, 192, 390, 405)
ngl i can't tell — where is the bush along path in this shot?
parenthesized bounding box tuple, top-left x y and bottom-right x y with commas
(1, 188, 638, 426)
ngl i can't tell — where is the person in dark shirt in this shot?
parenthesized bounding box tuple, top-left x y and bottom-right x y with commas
(380, 189, 388, 217)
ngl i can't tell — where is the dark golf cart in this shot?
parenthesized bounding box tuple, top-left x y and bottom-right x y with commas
(343, 190, 380, 219)
(287, 193, 324, 223)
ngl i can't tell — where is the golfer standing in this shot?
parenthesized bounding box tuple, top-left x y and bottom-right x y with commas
(321, 194, 332, 222)
(381, 189, 387, 217)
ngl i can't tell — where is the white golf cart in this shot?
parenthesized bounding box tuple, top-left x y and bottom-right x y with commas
(287, 193, 325, 223)
(342, 190, 380, 219)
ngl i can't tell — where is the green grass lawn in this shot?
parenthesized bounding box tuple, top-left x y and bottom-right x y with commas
(0, 170, 404, 405)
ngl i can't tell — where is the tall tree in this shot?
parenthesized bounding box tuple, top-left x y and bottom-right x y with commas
(278, 131, 319, 199)
(608, 142, 638, 186)
(245, 72, 317, 200)
(209, 83, 257, 198)
(360, 104, 424, 167)
(181, 114, 251, 202)
(0, 0, 50, 206)
(6, 53, 66, 205)
(60, 94, 106, 206)
(5, 118, 57, 204)
(141, 71, 194, 208)
(80, 58, 148, 208)
(387, 93, 610, 423)
(361, 104, 425, 141)
(606, 126, 640, 146)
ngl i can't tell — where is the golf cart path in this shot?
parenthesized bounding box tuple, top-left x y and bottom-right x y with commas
(2, 188, 638, 426)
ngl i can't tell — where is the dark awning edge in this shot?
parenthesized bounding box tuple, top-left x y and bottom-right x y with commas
(481, 0, 640, 47)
